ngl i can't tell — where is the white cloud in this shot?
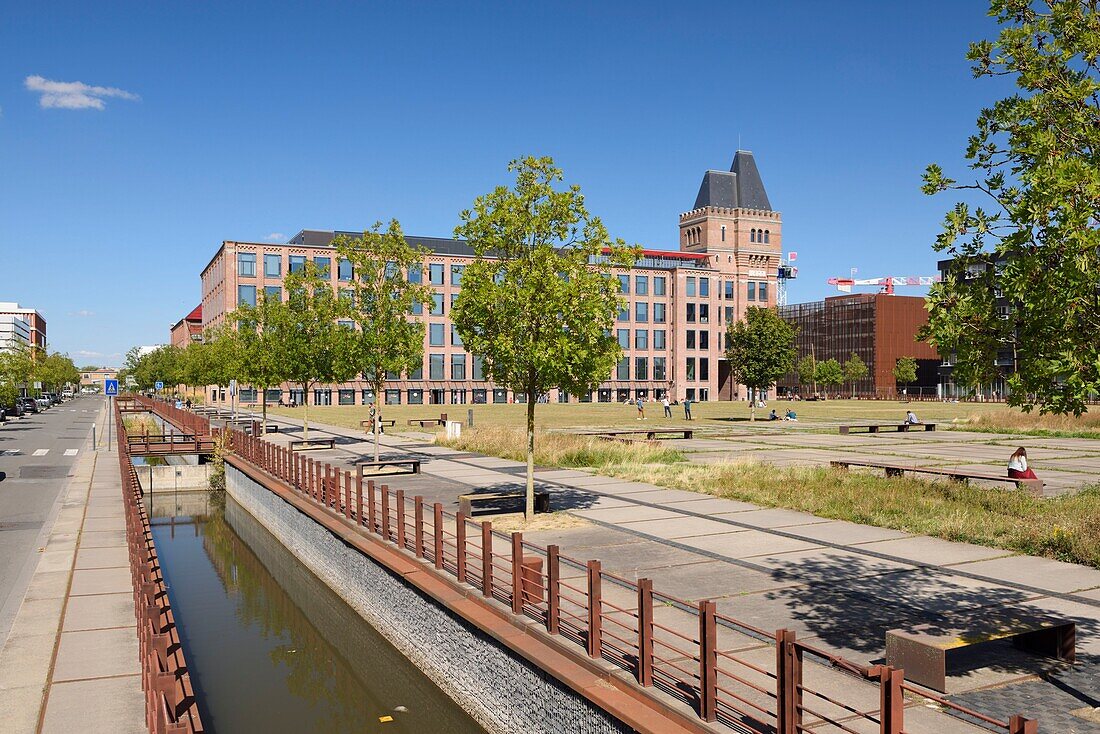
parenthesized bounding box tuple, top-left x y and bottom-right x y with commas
(69, 309, 95, 317)
(265, 232, 286, 241)
(25, 75, 139, 110)
(76, 350, 102, 358)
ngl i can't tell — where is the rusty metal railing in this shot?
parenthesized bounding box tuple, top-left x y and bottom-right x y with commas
(223, 425, 1039, 734)
(115, 400, 205, 733)
(133, 395, 212, 437)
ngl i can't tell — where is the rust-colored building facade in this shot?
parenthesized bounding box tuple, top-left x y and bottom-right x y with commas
(170, 305, 203, 348)
(778, 294, 939, 398)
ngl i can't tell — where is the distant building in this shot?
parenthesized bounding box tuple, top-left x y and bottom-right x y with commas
(80, 368, 118, 390)
(0, 313, 31, 351)
(0, 302, 46, 351)
(170, 305, 204, 348)
(196, 151, 788, 406)
(777, 294, 939, 398)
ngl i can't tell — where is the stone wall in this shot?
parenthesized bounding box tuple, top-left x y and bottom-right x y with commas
(226, 465, 634, 734)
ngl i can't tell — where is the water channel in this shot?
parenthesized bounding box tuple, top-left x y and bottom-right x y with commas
(148, 489, 486, 734)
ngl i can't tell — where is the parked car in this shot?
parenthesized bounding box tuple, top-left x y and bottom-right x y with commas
(18, 397, 38, 413)
(61, 390, 73, 399)
(35, 397, 50, 410)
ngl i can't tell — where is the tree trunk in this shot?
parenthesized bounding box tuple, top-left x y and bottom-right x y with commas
(749, 387, 756, 422)
(373, 379, 383, 462)
(301, 382, 310, 440)
(262, 391, 268, 434)
(525, 390, 536, 521)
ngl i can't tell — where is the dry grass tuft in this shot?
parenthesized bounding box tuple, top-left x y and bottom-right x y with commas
(437, 425, 685, 469)
(959, 411, 1100, 437)
(122, 416, 159, 436)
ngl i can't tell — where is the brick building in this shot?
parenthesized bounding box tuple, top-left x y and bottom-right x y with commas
(170, 305, 204, 348)
(777, 294, 939, 398)
(197, 151, 785, 406)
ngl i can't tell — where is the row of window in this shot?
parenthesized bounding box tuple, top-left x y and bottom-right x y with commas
(750, 229, 771, 243)
(613, 357, 710, 381)
(617, 274, 668, 296)
(616, 329, 668, 350)
(237, 253, 468, 287)
(235, 386, 719, 407)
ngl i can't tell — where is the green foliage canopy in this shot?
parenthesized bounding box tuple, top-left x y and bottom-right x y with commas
(724, 306, 797, 419)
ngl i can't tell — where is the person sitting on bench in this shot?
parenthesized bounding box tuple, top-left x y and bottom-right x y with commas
(905, 410, 921, 424)
(1008, 447, 1038, 480)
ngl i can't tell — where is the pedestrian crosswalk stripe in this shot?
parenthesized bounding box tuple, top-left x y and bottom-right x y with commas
(64, 449, 78, 456)
(1, 449, 19, 456)
(33, 449, 49, 456)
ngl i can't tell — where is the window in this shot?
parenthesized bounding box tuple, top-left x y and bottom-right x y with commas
(724, 281, 735, 299)
(750, 229, 757, 243)
(339, 288, 355, 303)
(429, 354, 444, 380)
(653, 330, 666, 349)
(654, 276, 666, 296)
(764, 230, 770, 244)
(618, 307, 630, 322)
(758, 282, 769, 303)
(616, 358, 629, 380)
(289, 256, 305, 273)
(385, 261, 398, 279)
(411, 300, 423, 315)
(617, 329, 630, 349)
(635, 301, 648, 322)
(238, 252, 256, 277)
(653, 303, 666, 323)
(408, 264, 422, 284)
(721, 225, 726, 242)
(472, 356, 485, 380)
(338, 389, 355, 405)
(748, 282, 756, 301)
(686, 358, 696, 381)
(686, 303, 696, 322)
(699, 304, 710, 323)
(493, 389, 508, 404)
(451, 353, 466, 380)
(237, 285, 256, 307)
(263, 254, 281, 277)
(408, 362, 423, 380)
(635, 357, 648, 380)
(408, 389, 424, 405)
(686, 277, 696, 297)
(700, 358, 710, 380)
(451, 325, 463, 347)
(635, 329, 648, 349)
(265, 388, 282, 403)
(338, 258, 353, 281)
(429, 323, 444, 346)
(686, 331, 696, 349)
(429, 263, 444, 285)
(700, 278, 710, 297)
(338, 319, 355, 329)
(385, 389, 401, 405)
(450, 293, 459, 308)
(725, 306, 735, 323)
(361, 389, 375, 404)
(472, 389, 487, 404)
(653, 357, 667, 381)
(618, 274, 630, 295)
(431, 293, 444, 315)
(700, 330, 709, 350)
(264, 285, 282, 301)
(313, 257, 331, 276)
(451, 264, 464, 286)
(635, 275, 648, 295)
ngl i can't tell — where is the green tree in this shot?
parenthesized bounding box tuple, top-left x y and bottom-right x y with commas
(0, 342, 34, 405)
(78, 364, 100, 372)
(231, 291, 292, 432)
(814, 358, 844, 396)
(725, 306, 797, 421)
(922, 0, 1100, 415)
(893, 356, 919, 397)
(796, 354, 818, 395)
(277, 261, 357, 439)
(452, 156, 637, 519)
(336, 221, 434, 461)
(842, 353, 869, 396)
(203, 325, 245, 408)
(123, 345, 183, 391)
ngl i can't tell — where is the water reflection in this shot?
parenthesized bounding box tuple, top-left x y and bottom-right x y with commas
(151, 492, 484, 734)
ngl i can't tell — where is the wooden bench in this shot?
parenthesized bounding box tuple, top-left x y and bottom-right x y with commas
(581, 429, 694, 441)
(355, 458, 420, 475)
(289, 438, 336, 451)
(886, 617, 1075, 692)
(839, 423, 936, 435)
(360, 419, 397, 430)
(459, 489, 551, 517)
(830, 460, 1044, 495)
(407, 413, 448, 428)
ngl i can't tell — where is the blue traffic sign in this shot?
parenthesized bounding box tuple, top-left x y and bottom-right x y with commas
(155, 381, 164, 391)
(104, 379, 119, 396)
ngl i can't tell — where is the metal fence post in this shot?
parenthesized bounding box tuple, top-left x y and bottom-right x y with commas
(433, 503, 444, 570)
(587, 560, 602, 659)
(367, 479, 377, 533)
(343, 470, 352, 519)
(456, 512, 467, 582)
(481, 522, 493, 598)
(699, 600, 718, 722)
(396, 490, 406, 549)
(414, 496, 425, 558)
(637, 578, 653, 687)
(776, 629, 802, 734)
(511, 533, 524, 615)
(879, 666, 904, 734)
(547, 545, 560, 635)
(355, 470, 363, 526)
(1008, 715, 1037, 734)
(381, 484, 391, 540)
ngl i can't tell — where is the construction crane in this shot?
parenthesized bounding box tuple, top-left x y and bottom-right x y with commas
(827, 275, 940, 295)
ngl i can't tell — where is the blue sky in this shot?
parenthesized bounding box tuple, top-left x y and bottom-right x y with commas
(0, 1, 1013, 366)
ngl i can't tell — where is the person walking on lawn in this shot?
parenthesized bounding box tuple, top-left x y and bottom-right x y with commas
(635, 396, 646, 420)
(662, 395, 672, 418)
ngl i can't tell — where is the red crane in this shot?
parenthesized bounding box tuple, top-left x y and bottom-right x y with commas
(826, 275, 940, 295)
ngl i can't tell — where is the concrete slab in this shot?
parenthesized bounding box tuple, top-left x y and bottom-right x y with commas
(40, 675, 145, 734)
(62, 592, 136, 632)
(572, 505, 685, 523)
(74, 546, 128, 570)
(782, 520, 914, 546)
(658, 496, 762, 513)
(858, 536, 1014, 566)
(69, 567, 132, 596)
(618, 515, 742, 540)
(718, 508, 831, 529)
(958, 555, 1100, 595)
(679, 530, 821, 559)
(79, 517, 125, 533)
(51, 627, 140, 681)
(75, 530, 126, 548)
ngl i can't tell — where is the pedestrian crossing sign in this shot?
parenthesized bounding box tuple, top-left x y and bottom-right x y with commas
(105, 379, 119, 396)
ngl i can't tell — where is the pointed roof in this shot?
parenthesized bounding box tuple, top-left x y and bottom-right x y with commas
(691, 150, 772, 211)
(184, 304, 202, 323)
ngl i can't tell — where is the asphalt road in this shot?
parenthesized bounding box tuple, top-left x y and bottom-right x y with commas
(0, 394, 102, 645)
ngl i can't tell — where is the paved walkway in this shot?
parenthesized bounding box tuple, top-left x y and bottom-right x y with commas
(244, 412, 1100, 731)
(0, 404, 144, 734)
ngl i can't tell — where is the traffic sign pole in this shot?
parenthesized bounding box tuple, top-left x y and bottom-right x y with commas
(104, 379, 118, 452)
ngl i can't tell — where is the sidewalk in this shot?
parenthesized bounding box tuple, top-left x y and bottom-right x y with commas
(0, 406, 144, 734)
(251, 412, 1100, 731)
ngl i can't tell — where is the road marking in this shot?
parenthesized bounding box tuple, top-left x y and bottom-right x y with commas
(1, 449, 19, 456)
(64, 449, 78, 456)
(32, 449, 49, 456)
